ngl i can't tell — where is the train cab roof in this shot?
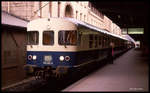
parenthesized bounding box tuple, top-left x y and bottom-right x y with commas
(27, 18, 77, 31)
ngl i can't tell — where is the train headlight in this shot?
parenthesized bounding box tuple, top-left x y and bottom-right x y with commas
(33, 55, 37, 60)
(28, 55, 32, 60)
(59, 56, 64, 61)
(65, 56, 70, 61)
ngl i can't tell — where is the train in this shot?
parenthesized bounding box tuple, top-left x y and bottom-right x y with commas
(25, 17, 134, 79)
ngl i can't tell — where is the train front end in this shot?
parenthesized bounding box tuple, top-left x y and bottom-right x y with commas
(25, 18, 78, 77)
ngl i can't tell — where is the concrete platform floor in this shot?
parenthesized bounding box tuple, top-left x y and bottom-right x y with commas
(63, 49, 149, 92)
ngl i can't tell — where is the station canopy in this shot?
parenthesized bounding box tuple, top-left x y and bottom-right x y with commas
(65, 18, 128, 41)
(2, 11, 28, 28)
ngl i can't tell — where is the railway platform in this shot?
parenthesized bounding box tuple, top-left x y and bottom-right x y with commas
(63, 49, 149, 92)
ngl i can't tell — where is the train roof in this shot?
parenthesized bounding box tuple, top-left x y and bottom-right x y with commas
(27, 18, 77, 31)
(65, 18, 128, 41)
(122, 35, 136, 43)
(27, 17, 134, 42)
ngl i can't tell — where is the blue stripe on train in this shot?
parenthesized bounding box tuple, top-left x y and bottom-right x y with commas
(27, 49, 110, 68)
(27, 51, 77, 68)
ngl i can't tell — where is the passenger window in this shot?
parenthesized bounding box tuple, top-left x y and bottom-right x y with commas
(108, 37, 110, 47)
(89, 34, 93, 48)
(95, 35, 98, 48)
(78, 31, 82, 45)
(103, 37, 106, 47)
(101, 36, 104, 48)
(43, 31, 54, 45)
(99, 36, 101, 46)
(106, 37, 108, 47)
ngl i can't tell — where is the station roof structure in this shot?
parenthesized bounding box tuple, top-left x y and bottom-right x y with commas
(91, 1, 149, 28)
(66, 18, 128, 41)
(90, 0, 149, 46)
(2, 11, 29, 28)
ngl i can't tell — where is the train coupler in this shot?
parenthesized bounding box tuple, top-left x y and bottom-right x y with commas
(34, 66, 52, 80)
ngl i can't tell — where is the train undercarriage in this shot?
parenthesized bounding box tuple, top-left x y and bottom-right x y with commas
(25, 66, 69, 80)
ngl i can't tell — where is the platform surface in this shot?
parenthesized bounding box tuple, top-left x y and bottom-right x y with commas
(63, 49, 149, 92)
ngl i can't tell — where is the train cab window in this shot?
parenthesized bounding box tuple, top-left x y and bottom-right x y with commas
(27, 31, 39, 45)
(43, 31, 54, 45)
(58, 30, 77, 45)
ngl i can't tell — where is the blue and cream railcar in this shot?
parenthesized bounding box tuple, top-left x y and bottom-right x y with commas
(26, 18, 131, 78)
(26, 18, 78, 74)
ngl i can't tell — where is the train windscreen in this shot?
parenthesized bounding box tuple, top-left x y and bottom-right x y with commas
(43, 31, 54, 45)
(27, 31, 39, 45)
(58, 30, 77, 45)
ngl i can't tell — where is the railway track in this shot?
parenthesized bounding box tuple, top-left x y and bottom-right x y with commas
(2, 54, 124, 92)
(2, 67, 98, 92)
(2, 77, 47, 92)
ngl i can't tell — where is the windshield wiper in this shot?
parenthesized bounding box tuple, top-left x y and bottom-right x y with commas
(64, 41, 67, 48)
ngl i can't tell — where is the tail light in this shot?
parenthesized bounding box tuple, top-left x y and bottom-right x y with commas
(65, 56, 70, 61)
(28, 55, 32, 60)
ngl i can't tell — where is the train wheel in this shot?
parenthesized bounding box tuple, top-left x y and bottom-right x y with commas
(35, 71, 40, 80)
(35, 70, 44, 80)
